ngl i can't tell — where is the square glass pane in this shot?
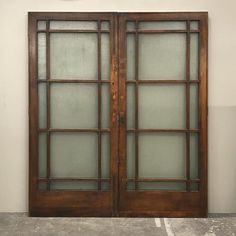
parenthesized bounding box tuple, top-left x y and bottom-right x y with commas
(38, 133, 47, 178)
(139, 133, 186, 178)
(127, 133, 135, 178)
(190, 183, 199, 191)
(51, 181, 97, 190)
(139, 34, 186, 80)
(38, 83, 47, 129)
(51, 84, 97, 128)
(37, 21, 46, 30)
(139, 84, 186, 129)
(190, 21, 199, 30)
(102, 133, 110, 178)
(101, 34, 110, 80)
(127, 34, 135, 80)
(138, 182, 186, 190)
(190, 133, 199, 179)
(101, 21, 109, 31)
(190, 33, 199, 80)
(50, 33, 98, 80)
(127, 84, 135, 129)
(127, 182, 135, 190)
(50, 21, 97, 30)
(126, 21, 135, 31)
(37, 33, 46, 80)
(190, 84, 199, 129)
(139, 21, 186, 30)
(101, 84, 110, 128)
(38, 182, 47, 190)
(51, 133, 97, 178)
(101, 182, 110, 191)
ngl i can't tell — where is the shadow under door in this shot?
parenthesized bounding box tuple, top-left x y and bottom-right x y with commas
(29, 12, 208, 217)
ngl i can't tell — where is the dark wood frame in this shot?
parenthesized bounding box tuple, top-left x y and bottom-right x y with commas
(29, 12, 208, 217)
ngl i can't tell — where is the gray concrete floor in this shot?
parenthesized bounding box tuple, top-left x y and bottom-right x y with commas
(0, 213, 236, 236)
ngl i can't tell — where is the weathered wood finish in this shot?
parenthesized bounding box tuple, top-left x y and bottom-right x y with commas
(29, 12, 208, 217)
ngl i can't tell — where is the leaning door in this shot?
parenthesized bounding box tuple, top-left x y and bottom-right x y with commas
(29, 12, 118, 216)
(118, 13, 208, 217)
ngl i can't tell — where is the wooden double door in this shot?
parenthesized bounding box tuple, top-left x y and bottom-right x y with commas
(29, 12, 208, 217)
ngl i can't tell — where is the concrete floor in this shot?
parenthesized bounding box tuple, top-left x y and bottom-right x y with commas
(0, 213, 236, 236)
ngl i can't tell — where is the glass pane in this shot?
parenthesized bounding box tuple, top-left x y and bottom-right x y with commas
(139, 133, 186, 178)
(101, 84, 110, 128)
(190, 183, 199, 191)
(101, 182, 110, 191)
(127, 133, 135, 178)
(127, 21, 135, 30)
(50, 21, 97, 30)
(139, 21, 186, 30)
(101, 34, 110, 80)
(51, 132, 97, 178)
(139, 34, 186, 80)
(51, 181, 97, 190)
(51, 84, 97, 128)
(127, 84, 135, 129)
(190, 133, 199, 179)
(127, 182, 135, 190)
(37, 33, 46, 80)
(101, 21, 109, 31)
(190, 21, 199, 30)
(138, 182, 186, 190)
(50, 33, 97, 80)
(38, 83, 46, 129)
(38, 21, 46, 30)
(38, 182, 47, 190)
(190, 84, 199, 129)
(127, 34, 135, 80)
(139, 84, 186, 129)
(38, 133, 47, 178)
(190, 33, 199, 80)
(102, 133, 110, 178)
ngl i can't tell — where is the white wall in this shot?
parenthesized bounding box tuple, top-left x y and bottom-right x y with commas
(0, 0, 236, 213)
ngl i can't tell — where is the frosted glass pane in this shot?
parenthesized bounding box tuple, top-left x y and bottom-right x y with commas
(51, 182, 97, 190)
(102, 133, 110, 178)
(190, 33, 199, 80)
(127, 133, 135, 178)
(38, 21, 46, 30)
(38, 83, 46, 128)
(139, 133, 186, 178)
(101, 84, 110, 128)
(50, 21, 97, 30)
(101, 182, 110, 190)
(138, 182, 186, 190)
(190, 133, 199, 179)
(139, 21, 186, 30)
(101, 34, 110, 80)
(127, 182, 135, 190)
(190, 21, 199, 30)
(139, 85, 185, 128)
(190, 183, 199, 191)
(190, 84, 199, 128)
(38, 133, 46, 178)
(127, 34, 135, 80)
(51, 133, 97, 178)
(50, 33, 97, 79)
(37, 33, 46, 80)
(101, 21, 109, 31)
(51, 84, 97, 128)
(127, 84, 135, 129)
(127, 21, 135, 30)
(139, 34, 186, 80)
(38, 182, 47, 190)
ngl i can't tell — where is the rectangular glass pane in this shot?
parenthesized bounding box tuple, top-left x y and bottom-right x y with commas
(37, 33, 46, 80)
(190, 133, 199, 179)
(139, 84, 185, 129)
(51, 181, 97, 190)
(51, 84, 97, 128)
(190, 21, 199, 30)
(190, 84, 199, 129)
(101, 84, 110, 128)
(139, 34, 186, 80)
(38, 83, 46, 129)
(51, 133, 97, 178)
(190, 183, 199, 191)
(50, 33, 98, 80)
(127, 182, 135, 190)
(38, 182, 47, 190)
(38, 133, 47, 178)
(127, 133, 135, 178)
(101, 182, 110, 191)
(126, 21, 135, 31)
(101, 34, 110, 80)
(38, 21, 46, 30)
(139, 133, 186, 178)
(127, 84, 135, 129)
(127, 34, 135, 80)
(139, 21, 186, 30)
(138, 182, 186, 190)
(50, 21, 97, 30)
(190, 33, 199, 80)
(102, 133, 110, 178)
(101, 21, 109, 31)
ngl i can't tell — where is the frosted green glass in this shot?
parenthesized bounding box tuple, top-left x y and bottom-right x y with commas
(127, 182, 135, 190)
(102, 133, 110, 178)
(190, 183, 199, 191)
(138, 182, 186, 190)
(127, 34, 135, 80)
(127, 84, 135, 129)
(139, 133, 186, 178)
(190, 33, 199, 80)
(37, 33, 46, 80)
(101, 34, 110, 80)
(139, 85, 185, 128)
(190, 21, 199, 30)
(51, 133, 97, 178)
(38, 182, 47, 190)
(139, 34, 186, 80)
(127, 133, 135, 178)
(101, 21, 109, 31)
(50, 21, 97, 30)
(38, 133, 47, 178)
(126, 21, 135, 30)
(51, 182, 97, 190)
(139, 21, 186, 30)
(38, 21, 46, 30)
(38, 83, 46, 128)
(50, 33, 97, 79)
(51, 84, 97, 128)
(101, 182, 110, 190)
(101, 84, 110, 128)
(190, 133, 199, 179)
(190, 84, 199, 128)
